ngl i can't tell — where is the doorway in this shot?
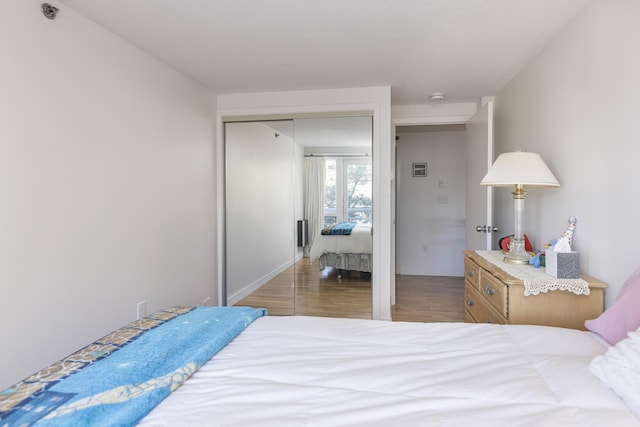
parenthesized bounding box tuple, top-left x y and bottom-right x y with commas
(391, 101, 494, 320)
(395, 125, 467, 276)
(393, 124, 467, 322)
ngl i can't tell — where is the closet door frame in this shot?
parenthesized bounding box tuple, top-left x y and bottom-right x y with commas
(216, 87, 392, 320)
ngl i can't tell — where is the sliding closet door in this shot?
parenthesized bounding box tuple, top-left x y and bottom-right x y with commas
(225, 121, 296, 313)
(294, 117, 373, 319)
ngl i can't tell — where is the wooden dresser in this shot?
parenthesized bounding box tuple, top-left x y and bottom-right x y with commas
(463, 250, 606, 330)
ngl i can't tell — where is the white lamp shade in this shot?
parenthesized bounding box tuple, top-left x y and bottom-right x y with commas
(480, 151, 560, 187)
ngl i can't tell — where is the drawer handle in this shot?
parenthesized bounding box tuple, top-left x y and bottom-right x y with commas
(485, 285, 496, 296)
(467, 270, 474, 278)
(466, 294, 474, 306)
(486, 318, 492, 324)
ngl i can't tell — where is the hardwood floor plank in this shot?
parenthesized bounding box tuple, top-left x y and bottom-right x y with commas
(235, 259, 464, 322)
(392, 275, 465, 323)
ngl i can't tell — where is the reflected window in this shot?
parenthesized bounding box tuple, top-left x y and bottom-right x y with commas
(323, 158, 372, 226)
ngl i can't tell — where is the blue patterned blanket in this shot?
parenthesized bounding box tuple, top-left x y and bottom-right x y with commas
(0, 306, 266, 426)
(321, 221, 357, 235)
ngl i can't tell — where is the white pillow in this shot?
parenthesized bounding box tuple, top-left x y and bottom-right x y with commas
(590, 327, 640, 418)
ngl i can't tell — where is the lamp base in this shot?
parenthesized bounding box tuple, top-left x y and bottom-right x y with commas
(503, 238, 532, 265)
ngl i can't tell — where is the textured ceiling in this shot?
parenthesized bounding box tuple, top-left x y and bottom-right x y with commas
(58, 0, 590, 105)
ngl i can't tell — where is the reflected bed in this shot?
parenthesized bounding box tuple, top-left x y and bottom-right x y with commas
(309, 223, 373, 276)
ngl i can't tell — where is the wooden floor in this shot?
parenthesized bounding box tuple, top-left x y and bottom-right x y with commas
(235, 258, 464, 323)
(392, 274, 465, 323)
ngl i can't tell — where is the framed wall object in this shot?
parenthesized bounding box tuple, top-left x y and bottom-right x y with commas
(413, 162, 427, 177)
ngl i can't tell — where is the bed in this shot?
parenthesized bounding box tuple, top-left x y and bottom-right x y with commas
(2, 306, 639, 426)
(309, 223, 372, 277)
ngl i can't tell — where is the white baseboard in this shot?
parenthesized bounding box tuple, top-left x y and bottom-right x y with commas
(228, 259, 295, 305)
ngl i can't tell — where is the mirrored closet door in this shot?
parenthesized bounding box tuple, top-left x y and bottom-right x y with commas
(225, 117, 373, 318)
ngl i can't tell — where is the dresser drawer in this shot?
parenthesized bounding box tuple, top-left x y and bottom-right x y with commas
(479, 270, 508, 317)
(464, 258, 480, 289)
(465, 282, 507, 325)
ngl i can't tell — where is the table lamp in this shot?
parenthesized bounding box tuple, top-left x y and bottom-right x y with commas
(480, 151, 560, 264)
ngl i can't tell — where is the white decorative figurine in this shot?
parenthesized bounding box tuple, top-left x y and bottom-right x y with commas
(553, 216, 577, 253)
(546, 216, 580, 278)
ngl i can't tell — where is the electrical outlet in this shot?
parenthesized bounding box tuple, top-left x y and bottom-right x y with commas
(202, 297, 211, 306)
(136, 301, 147, 320)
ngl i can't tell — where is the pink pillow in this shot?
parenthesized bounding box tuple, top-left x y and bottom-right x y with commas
(585, 266, 640, 345)
(616, 265, 640, 301)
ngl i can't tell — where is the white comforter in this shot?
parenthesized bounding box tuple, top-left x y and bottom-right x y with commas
(140, 316, 639, 426)
(309, 223, 372, 263)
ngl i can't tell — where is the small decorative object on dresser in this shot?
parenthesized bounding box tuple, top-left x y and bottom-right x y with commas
(464, 250, 606, 330)
(545, 216, 580, 278)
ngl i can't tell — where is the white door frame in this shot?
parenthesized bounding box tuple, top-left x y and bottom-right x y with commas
(216, 87, 392, 320)
(465, 100, 495, 250)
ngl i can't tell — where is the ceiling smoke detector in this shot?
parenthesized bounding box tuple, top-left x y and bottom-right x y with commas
(429, 92, 445, 101)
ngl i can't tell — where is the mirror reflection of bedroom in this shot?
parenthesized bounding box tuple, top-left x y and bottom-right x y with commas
(226, 117, 373, 319)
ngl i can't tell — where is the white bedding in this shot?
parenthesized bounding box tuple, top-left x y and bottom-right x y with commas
(140, 316, 640, 426)
(309, 223, 372, 263)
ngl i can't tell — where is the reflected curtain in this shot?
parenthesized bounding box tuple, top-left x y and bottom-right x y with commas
(303, 157, 325, 257)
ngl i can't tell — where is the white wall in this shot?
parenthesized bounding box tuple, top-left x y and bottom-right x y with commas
(225, 122, 297, 303)
(494, 0, 640, 307)
(396, 127, 466, 276)
(0, 1, 216, 389)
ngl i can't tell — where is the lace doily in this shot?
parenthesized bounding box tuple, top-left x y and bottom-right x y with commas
(475, 250, 590, 296)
